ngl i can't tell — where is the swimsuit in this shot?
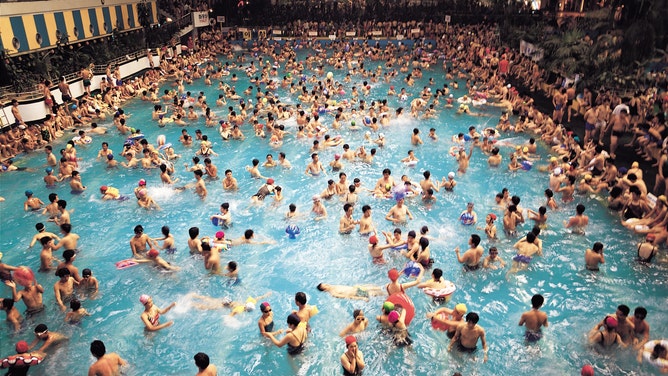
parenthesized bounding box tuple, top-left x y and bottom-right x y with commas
(463, 263, 480, 271)
(83, 79, 91, 87)
(166, 247, 177, 255)
(586, 266, 600, 271)
(25, 305, 45, 318)
(456, 341, 477, 353)
(525, 330, 542, 342)
(263, 321, 274, 333)
(637, 243, 656, 263)
(343, 361, 362, 376)
(286, 332, 305, 355)
(513, 254, 531, 264)
(147, 311, 160, 326)
(252, 185, 271, 200)
(356, 287, 369, 298)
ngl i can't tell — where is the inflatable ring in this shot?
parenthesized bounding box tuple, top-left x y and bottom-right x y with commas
(129, 134, 145, 141)
(471, 99, 487, 106)
(158, 143, 173, 151)
(386, 293, 415, 326)
(457, 96, 472, 104)
(1, 354, 44, 368)
(423, 281, 456, 298)
(430, 311, 449, 331)
(115, 259, 139, 270)
(521, 161, 533, 171)
(643, 340, 668, 369)
(404, 160, 418, 167)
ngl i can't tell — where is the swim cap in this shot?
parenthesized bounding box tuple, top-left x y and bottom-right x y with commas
(138, 179, 146, 186)
(388, 268, 400, 281)
(334, 154, 341, 160)
(549, 156, 558, 162)
(553, 167, 562, 175)
(388, 311, 400, 323)
(448, 172, 455, 179)
(455, 303, 468, 314)
(631, 161, 639, 168)
(379, 133, 385, 138)
(351, 121, 356, 126)
(581, 364, 594, 376)
(107, 154, 114, 160)
(584, 174, 592, 181)
(390, 86, 394, 90)
(369, 235, 378, 245)
(25, 190, 33, 196)
(71, 104, 77, 109)
(267, 178, 274, 185)
(604, 316, 618, 328)
(522, 147, 529, 153)
(139, 294, 150, 305)
(312, 195, 321, 201)
(383, 301, 395, 313)
(365, 131, 371, 137)
(215, 231, 225, 239)
(488, 213, 497, 220)
(15, 341, 29, 353)
(345, 335, 357, 346)
(100, 186, 108, 193)
(260, 302, 271, 312)
(221, 297, 232, 305)
(245, 302, 256, 311)
(148, 249, 159, 258)
(45, 167, 53, 173)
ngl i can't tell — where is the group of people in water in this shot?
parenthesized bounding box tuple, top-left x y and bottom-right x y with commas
(1, 14, 667, 375)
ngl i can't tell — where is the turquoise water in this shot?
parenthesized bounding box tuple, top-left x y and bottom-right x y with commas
(1, 47, 667, 375)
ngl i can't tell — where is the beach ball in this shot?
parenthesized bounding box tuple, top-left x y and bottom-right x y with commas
(403, 261, 421, 277)
(286, 225, 300, 239)
(14, 266, 35, 287)
(326, 72, 333, 79)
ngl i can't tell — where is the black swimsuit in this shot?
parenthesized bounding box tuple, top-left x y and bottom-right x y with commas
(286, 332, 305, 355)
(637, 243, 656, 263)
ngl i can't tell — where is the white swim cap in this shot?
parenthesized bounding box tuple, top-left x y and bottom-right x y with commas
(379, 133, 385, 138)
(553, 167, 562, 175)
(245, 302, 256, 311)
(448, 172, 455, 179)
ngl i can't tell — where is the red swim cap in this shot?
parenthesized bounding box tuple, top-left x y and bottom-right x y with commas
(148, 249, 159, 258)
(345, 335, 357, 346)
(388, 268, 399, 281)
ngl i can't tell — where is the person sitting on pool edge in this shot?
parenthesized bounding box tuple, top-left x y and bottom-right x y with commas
(448, 312, 489, 362)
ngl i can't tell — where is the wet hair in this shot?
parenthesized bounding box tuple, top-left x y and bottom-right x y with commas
(70, 298, 81, 310)
(244, 229, 254, 239)
(634, 306, 647, 319)
(289, 203, 296, 212)
(82, 268, 92, 277)
(58, 199, 67, 209)
(89, 340, 107, 358)
(61, 223, 72, 234)
(576, 204, 586, 214)
(227, 261, 237, 271)
(63, 249, 75, 262)
(419, 237, 429, 249)
(56, 267, 71, 277)
(194, 352, 210, 370)
(287, 313, 301, 326)
(531, 294, 544, 309)
(423, 170, 431, 179)
(295, 292, 307, 305)
(343, 203, 353, 212)
(592, 242, 604, 252)
(465, 312, 479, 324)
(544, 189, 553, 198)
(407, 230, 417, 239)
(161, 226, 170, 236)
(618, 304, 630, 316)
(40, 236, 52, 246)
(433, 268, 443, 279)
(353, 309, 363, 318)
(470, 234, 481, 246)
(2, 298, 14, 311)
(526, 232, 536, 243)
(35, 323, 48, 333)
(48, 193, 58, 202)
(134, 225, 144, 234)
(188, 227, 199, 239)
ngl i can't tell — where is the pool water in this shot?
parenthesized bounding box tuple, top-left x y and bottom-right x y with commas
(1, 45, 667, 376)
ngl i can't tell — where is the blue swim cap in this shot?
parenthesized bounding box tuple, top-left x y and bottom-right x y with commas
(25, 190, 33, 196)
(71, 104, 77, 109)
(45, 167, 53, 173)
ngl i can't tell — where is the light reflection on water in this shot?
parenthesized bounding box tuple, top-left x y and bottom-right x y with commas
(0, 53, 666, 376)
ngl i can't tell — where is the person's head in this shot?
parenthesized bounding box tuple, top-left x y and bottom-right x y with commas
(576, 203, 586, 215)
(57, 199, 67, 209)
(295, 292, 307, 305)
(287, 313, 301, 327)
(1, 298, 14, 311)
(226, 261, 237, 272)
(194, 352, 210, 371)
(470, 234, 481, 247)
(244, 229, 254, 239)
(70, 298, 81, 311)
(82, 268, 92, 279)
(419, 236, 429, 249)
(580, 364, 594, 376)
(56, 267, 71, 279)
(616, 304, 630, 318)
(40, 236, 52, 247)
(34, 323, 49, 338)
(526, 232, 536, 244)
(531, 294, 544, 309)
(634, 306, 647, 321)
(63, 249, 75, 262)
(188, 227, 199, 239)
(652, 344, 667, 360)
(89, 340, 107, 359)
(432, 268, 443, 280)
(345, 335, 358, 350)
(465, 312, 479, 325)
(592, 242, 603, 253)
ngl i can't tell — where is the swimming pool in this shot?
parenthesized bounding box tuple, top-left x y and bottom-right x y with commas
(1, 45, 666, 376)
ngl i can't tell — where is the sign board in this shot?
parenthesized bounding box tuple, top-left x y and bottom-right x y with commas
(193, 12, 210, 28)
(272, 29, 282, 35)
(445, 15, 451, 23)
(372, 30, 382, 36)
(396, 34, 404, 40)
(328, 34, 336, 40)
(308, 31, 318, 37)
(217, 16, 225, 23)
(345, 31, 356, 37)
(175, 45, 182, 55)
(411, 28, 420, 35)
(238, 27, 249, 32)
